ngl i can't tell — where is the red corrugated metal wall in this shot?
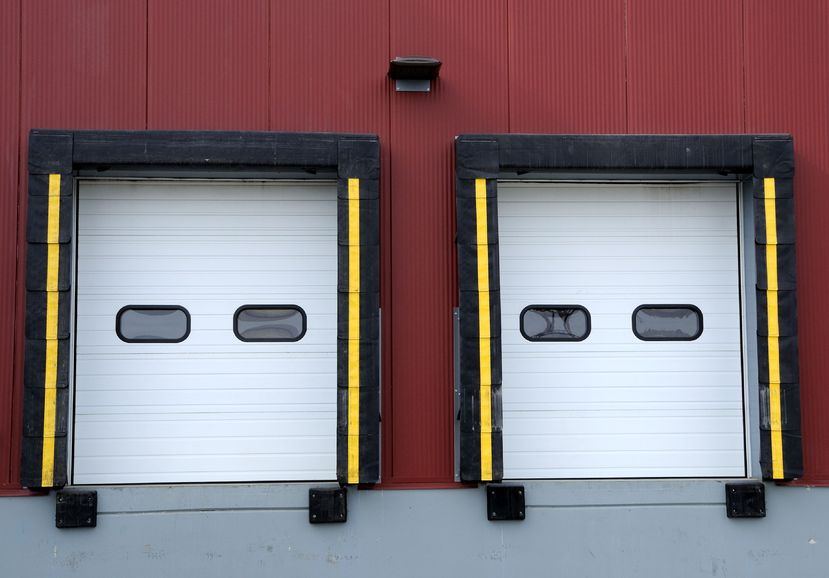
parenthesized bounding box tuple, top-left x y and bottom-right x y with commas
(0, 0, 21, 493)
(2, 0, 829, 490)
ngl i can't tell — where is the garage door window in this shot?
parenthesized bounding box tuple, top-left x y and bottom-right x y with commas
(116, 306, 191, 343)
(633, 305, 703, 341)
(520, 305, 591, 341)
(234, 305, 307, 342)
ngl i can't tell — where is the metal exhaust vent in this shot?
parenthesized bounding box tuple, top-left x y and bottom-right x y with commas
(388, 56, 442, 92)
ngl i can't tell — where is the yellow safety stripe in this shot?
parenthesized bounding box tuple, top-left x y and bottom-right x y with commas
(347, 178, 361, 484)
(42, 173, 61, 486)
(764, 177, 784, 479)
(475, 178, 492, 481)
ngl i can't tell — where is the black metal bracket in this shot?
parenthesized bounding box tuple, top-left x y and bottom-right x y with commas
(56, 489, 97, 528)
(309, 487, 347, 524)
(726, 482, 766, 518)
(487, 484, 525, 521)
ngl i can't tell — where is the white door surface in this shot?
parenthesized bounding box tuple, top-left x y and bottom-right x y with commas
(73, 180, 337, 484)
(498, 182, 744, 479)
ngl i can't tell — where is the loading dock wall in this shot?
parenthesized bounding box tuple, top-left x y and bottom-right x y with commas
(2, 1, 829, 576)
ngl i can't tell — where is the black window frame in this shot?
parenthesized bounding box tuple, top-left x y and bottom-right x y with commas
(233, 304, 307, 342)
(632, 304, 704, 342)
(519, 304, 591, 342)
(115, 305, 191, 344)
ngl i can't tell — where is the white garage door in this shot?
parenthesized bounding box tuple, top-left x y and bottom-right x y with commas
(499, 182, 744, 479)
(73, 180, 337, 484)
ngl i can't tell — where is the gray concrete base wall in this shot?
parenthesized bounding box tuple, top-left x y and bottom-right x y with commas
(2, 481, 828, 577)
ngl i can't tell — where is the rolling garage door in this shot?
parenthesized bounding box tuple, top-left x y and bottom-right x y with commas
(499, 182, 744, 479)
(73, 180, 337, 484)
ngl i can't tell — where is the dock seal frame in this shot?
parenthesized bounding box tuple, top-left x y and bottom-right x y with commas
(455, 133, 801, 482)
(22, 130, 381, 488)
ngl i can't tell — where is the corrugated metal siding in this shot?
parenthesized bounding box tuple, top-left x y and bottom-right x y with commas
(744, 0, 829, 484)
(388, 0, 509, 481)
(20, 0, 147, 130)
(627, 0, 744, 133)
(148, 0, 268, 130)
(0, 0, 20, 490)
(509, 0, 627, 133)
(269, 0, 390, 134)
(3, 0, 829, 489)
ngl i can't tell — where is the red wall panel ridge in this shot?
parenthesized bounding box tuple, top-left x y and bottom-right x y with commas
(745, 0, 829, 484)
(0, 0, 20, 492)
(269, 0, 390, 135)
(627, 0, 744, 133)
(148, 0, 269, 130)
(509, 0, 627, 134)
(20, 0, 147, 132)
(388, 0, 509, 483)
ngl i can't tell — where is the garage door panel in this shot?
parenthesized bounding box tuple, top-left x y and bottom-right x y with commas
(81, 239, 336, 258)
(77, 327, 336, 347)
(500, 238, 737, 259)
(506, 451, 745, 478)
(499, 182, 744, 479)
(501, 271, 735, 289)
(79, 271, 335, 289)
(79, 299, 336, 314)
(506, 387, 743, 406)
(507, 450, 744, 469)
(503, 332, 740, 348)
(506, 466, 745, 479)
(79, 285, 333, 297)
(74, 180, 338, 483)
(502, 354, 741, 375)
(500, 256, 737, 274)
(502, 299, 739, 316)
(498, 197, 735, 216)
(81, 255, 335, 274)
(503, 433, 745, 453)
(75, 435, 334, 457)
(501, 372, 742, 390)
(505, 415, 743, 437)
(81, 218, 335, 237)
(75, 388, 335, 410)
(75, 355, 336, 375)
(74, 417, 334, 440)
(499, 216, 737, 236)
(77, 375, 333, 390)
(73, 454, 335, 485)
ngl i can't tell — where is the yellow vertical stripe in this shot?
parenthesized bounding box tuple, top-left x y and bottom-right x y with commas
(42, 174, 61, 486)
(764, 177, 784, 479)
(475, 178, 493, 481)
(347, 178, 361, 484)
